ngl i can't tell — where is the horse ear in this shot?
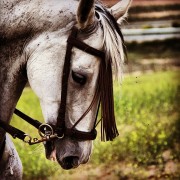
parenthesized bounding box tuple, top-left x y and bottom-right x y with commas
(77, 0, 95, 29)
(110, 0, 132, 22)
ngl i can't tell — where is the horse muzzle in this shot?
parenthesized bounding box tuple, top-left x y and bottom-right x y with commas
(44, 137, 91, 170)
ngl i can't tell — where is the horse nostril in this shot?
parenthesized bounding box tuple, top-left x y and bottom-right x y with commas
(62, 156, 79, 169)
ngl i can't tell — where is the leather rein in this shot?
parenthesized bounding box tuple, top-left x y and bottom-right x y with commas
(0, 26, 105, 145)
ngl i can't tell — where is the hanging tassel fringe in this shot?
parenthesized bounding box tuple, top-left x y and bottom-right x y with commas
(99, 60, 119, 141)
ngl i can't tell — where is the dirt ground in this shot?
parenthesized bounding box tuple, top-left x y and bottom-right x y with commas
(52, 151, 180, 180)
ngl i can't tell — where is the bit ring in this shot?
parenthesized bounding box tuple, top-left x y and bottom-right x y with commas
(38, 123, 54, 137)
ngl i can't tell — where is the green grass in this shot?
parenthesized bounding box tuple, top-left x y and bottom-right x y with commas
(11, 70, 180, 179)
(93, 71, 180, 164)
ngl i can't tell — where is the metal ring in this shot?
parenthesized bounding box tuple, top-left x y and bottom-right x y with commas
(33, 138, 38, 142)
(56, 133, 64, 139)
(24, 134, 32, 143)
(38, 123, 54, 137)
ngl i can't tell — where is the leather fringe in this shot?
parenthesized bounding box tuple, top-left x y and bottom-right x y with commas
(99, 60, 119, 141)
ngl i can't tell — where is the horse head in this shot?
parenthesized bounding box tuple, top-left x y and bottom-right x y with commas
(23, 0, 131, 170)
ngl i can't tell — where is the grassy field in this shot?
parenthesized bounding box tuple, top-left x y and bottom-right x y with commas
(11, 70, 180, 179)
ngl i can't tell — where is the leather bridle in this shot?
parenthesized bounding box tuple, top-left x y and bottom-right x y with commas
(0, 26, 105, 145)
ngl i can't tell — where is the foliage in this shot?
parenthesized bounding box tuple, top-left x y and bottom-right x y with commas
(11, 71, 180, 179)
(92, 71, 180, 165)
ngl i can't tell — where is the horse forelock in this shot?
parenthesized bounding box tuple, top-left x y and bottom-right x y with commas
(95, 3, 126, 82)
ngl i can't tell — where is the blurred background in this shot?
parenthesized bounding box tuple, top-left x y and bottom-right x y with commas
(11, 0, 180, 179)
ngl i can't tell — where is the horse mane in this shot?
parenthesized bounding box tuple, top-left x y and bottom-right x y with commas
(95, 3, 127, 81)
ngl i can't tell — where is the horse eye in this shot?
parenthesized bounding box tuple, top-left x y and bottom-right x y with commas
(72, 71, 87, 85)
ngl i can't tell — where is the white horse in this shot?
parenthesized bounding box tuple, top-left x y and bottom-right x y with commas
(0, 0, 132, 179)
